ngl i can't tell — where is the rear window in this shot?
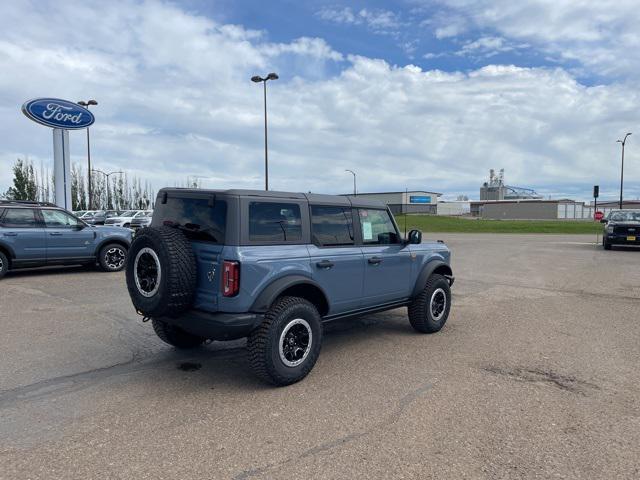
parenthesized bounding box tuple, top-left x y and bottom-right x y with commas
(1, 208, 38, 228)
(152, 197, 226, 243)
(311, 205, 354, 246)
(249, 202, 302, 243)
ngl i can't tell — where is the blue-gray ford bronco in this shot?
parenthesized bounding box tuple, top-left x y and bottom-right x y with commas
(126, 188, 454, 386)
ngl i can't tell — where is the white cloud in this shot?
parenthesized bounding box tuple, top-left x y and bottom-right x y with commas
(455, 36, 528, 58)
(1, 0, 639, 201)
(425, 0, 640, 78)
(317, 7, 402, 34)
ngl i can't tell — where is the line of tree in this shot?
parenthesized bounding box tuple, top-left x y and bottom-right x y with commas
(2, 158, 158, 211)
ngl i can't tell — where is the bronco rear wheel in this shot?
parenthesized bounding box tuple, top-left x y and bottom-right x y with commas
(125, 226, 197, 317)
(247, 296, 323, 386)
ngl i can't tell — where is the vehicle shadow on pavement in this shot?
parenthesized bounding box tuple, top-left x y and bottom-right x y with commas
(165, 312, 424, 390)
(4, 264, 97, 279)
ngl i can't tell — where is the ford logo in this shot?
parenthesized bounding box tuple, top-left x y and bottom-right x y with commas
(22, 98, 95, 130)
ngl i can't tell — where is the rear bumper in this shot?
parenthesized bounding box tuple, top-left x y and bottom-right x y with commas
(157, 310, 263, 340)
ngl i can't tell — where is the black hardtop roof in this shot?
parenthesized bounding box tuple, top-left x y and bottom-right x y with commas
(158, 188, 386, 209)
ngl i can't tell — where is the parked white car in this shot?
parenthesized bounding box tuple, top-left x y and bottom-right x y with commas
(104, 210, 151, 228)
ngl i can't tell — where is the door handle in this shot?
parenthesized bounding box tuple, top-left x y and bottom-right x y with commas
(3, 232, 17, 236)
(368, 256, 383, 265)
(316, 260, 334, 269)
(49, 232, 63, 236)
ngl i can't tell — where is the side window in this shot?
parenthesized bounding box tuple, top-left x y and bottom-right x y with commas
(41, 209, 80, 228)
(310, 205, 354, 246)
(0, 208, 38, 228)
(359, 209, 399, 245)
(249, 202, 302, 242)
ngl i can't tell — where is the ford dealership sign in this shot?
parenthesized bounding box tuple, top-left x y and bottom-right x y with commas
(22, 98, 95, 129)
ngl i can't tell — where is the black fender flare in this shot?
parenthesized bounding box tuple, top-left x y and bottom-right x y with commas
(411, 260, 453, 297)
(250, 275, 329, 313)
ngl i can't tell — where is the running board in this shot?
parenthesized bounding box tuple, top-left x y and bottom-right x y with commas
(322, 299, 410, 323)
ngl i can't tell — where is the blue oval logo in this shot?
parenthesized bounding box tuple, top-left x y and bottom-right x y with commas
(21, 98, 95, 129)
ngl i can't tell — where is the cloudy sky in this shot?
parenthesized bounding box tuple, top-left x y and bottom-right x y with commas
(1, 0, 639, 200)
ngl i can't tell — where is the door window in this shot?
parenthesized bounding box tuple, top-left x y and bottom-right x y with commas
(0, 208, 38, 228)
(358, 209, 399, 245)
(41, 209, 81, 228)
(310, 206, 354, 246)
(249, 202, 302, 242)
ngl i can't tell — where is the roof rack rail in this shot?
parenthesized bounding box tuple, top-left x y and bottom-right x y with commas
(0, 199, 58, 207)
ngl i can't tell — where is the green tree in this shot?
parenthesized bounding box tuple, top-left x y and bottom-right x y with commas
(4, 158, 38, 200)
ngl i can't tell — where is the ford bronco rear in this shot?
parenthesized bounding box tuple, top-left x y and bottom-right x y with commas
(126, 188, 453, 386)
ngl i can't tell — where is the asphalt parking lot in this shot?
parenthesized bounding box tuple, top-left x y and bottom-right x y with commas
(1, 234, 639, 479)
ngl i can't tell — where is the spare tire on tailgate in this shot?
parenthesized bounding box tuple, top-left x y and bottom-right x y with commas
(126, 226, 197, 317)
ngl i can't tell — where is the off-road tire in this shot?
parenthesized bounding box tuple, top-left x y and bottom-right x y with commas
(247, 296, 323, 386)
(603, 239, 612, 250)
(152, 318, 205, 349)
(126, 226, 197, 317)
(408, 274, 451, 333)
(0, 251, 8, 279)
(98, 243, 128, 272)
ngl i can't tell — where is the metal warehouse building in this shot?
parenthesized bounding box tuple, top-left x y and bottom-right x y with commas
(470, 199, 598, 220)
(349, 191, 441, 214)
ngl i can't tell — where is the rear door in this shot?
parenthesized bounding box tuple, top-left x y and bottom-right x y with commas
(0, 208, 46, 263)
(151, 193, 228, 312)
(357, 208, 412, 305)
(41, 209, 95, 260)
(308, 205, 364, 314)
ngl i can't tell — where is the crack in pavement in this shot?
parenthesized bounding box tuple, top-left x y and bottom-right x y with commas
(0, 346, 245, 409)
(233, 382, 433, 480)
(482, 366, 600, 396)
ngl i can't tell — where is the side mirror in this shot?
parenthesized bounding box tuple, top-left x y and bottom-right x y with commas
(408, 229, 422, 244)
(73, 223, 85, 230)
(600, 219, 608, 224)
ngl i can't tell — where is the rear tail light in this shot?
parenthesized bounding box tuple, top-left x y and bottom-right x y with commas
(222, 260, 240, 297)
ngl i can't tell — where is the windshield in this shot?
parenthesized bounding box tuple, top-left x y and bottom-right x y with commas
(121, 210, 136, 217)
(608, 210, 640, 222)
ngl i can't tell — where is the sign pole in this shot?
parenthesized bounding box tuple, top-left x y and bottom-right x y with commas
(52, 128, 71, 210)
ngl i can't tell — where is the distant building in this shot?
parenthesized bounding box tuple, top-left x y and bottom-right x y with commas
(349, 191, 441, 214)
(437, 201, 470, 216)
(471, 199, 597, 220)
(480, 168, 542, 201)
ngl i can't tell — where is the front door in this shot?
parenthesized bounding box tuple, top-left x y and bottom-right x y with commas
(41, 209, 95, 261)
(308, 205, 363, 314)
(358, 208, 412, 305)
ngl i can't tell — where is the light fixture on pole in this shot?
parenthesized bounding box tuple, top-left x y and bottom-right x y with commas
(617, 132, 631, 209)
(345, 169, 357, 195)
(251, 72, 279, 190)
(78, 100, 98, 209)
(91, 169, 122, 210)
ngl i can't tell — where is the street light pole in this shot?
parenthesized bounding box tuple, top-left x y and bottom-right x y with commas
(91, 169, 123, 210)
(251, 72, 279, 190)
(617, 132, 632, 209)
(345, 169, 357, 195)
(77, 100, 98, 209)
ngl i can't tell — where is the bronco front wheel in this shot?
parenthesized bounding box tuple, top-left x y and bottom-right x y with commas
(408, 274, 451, 333)
(247, 296, 323, 386)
